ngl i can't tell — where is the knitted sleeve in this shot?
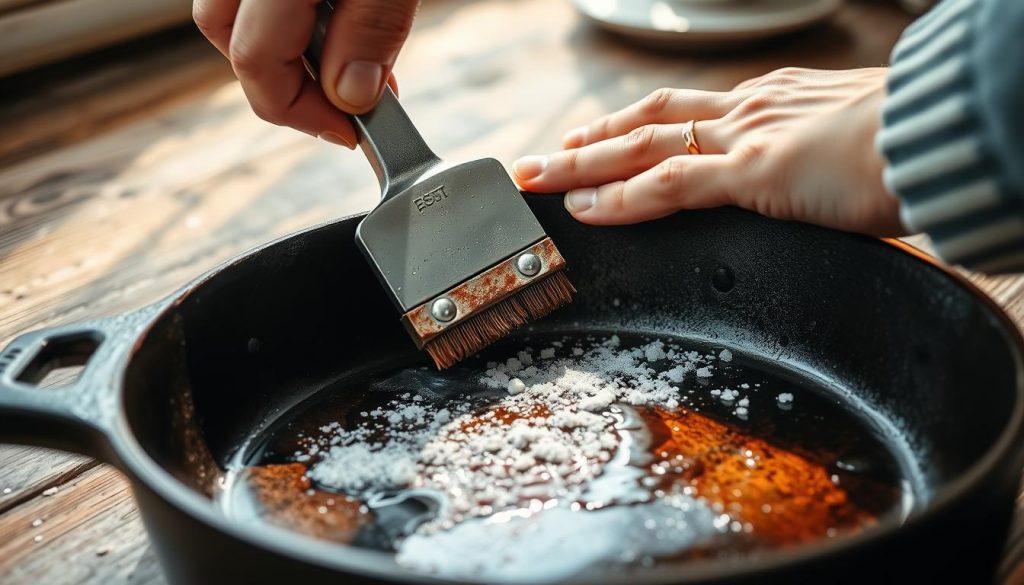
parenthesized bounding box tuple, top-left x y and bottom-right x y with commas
(875, 0, 1024, 273)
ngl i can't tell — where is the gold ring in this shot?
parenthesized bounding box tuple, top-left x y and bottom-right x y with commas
(682, 120, 701, 155)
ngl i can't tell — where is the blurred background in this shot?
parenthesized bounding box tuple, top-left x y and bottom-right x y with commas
(0, 0, 931, 77)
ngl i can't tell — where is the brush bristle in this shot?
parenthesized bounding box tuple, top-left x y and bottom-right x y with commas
(424, 271, 575, 369)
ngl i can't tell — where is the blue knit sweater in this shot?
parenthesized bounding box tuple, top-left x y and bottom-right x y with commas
(876, 0, 1024, 273)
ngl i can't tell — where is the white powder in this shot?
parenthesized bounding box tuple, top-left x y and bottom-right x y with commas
(507, 378, 527, 395)
(578, 390, 616, 412)
(643, 341, 667, 362)
(308, 443, 418, 492)
(777, 392, 794, 404)
(305, 337, 741, 572)
(397, 498, 721, 582)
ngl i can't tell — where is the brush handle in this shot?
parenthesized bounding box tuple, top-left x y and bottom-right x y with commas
(304, 0, 441, 202)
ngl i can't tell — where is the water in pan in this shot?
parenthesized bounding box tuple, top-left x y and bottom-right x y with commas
(217, 333, 917, 582)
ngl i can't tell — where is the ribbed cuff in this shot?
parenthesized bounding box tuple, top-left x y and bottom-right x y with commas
(876, 0, 1024, 273)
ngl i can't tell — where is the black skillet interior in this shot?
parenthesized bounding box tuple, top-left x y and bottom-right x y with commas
(122, 196, 1023, 581)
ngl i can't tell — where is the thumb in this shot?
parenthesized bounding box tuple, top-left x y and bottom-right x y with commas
(319, 0, 419, 113)
(563, 154, 736, 225)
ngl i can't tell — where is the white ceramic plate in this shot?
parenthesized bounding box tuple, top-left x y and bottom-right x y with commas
(572, 0, 844, 48)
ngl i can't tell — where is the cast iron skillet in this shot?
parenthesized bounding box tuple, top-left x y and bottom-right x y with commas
(1, 197, 1023, 584)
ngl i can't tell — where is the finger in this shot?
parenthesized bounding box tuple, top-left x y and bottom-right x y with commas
(561, 88, 744, 149)
(561, 154, 737, 225)
(319, 0, 419, 113)
(229, 0, 355, 144)
(193, 0, 239, 58)
(514, 121, 727, 193)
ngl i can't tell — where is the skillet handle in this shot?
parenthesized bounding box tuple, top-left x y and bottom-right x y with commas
(302, 0, 442, 202)
(0, 318, 125, 465)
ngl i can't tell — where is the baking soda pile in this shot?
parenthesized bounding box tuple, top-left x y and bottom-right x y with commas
(303, 336, 773, 535)
(294, 336, 811, 578)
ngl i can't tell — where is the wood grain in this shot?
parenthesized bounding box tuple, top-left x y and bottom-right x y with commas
(8, 2, 1004, 584)
(0, 465, 159, 585)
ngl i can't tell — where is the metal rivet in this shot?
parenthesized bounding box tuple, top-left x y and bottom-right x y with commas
(431, 297, 457, 323)
(516, 253, 542, 277)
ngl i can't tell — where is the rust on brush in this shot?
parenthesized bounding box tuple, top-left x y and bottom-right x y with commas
(422, 271, 574, 369)
(402, 238, 575, 369)
(403, 238, 566, 343)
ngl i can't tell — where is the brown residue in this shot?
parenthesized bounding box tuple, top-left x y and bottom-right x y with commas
(642, 407, 887, 547)
(462, 404, 553, 430)
(240, 463, 373, 544)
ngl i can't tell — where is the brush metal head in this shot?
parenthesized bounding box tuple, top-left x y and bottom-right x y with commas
(355, 159, 575, 368)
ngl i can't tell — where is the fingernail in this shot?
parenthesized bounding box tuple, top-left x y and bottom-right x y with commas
(336, 61, 384, 109)
(513, 155, 548, 180)
(562, 127, 586, 147)
(319, 131, 354, 149)
(565, 188, 597, 213)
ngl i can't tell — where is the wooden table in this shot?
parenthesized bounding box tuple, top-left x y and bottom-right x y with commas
(1, 0, 1022, 583)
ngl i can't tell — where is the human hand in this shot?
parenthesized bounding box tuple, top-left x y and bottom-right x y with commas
(513, 68, 903, 236)
(193, 0, 419, 148)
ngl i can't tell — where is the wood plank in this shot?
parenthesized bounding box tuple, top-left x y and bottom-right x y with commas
(0, 447, 95, 514)
(0, 465, 162, 585)
(0, 27, 234, 168)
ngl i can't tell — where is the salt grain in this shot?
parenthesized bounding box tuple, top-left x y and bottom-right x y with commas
(41, 487, 58, 497)
(718, 349, 733, 362)
(777, 393, 794, 404)
(507, 378, 527, 396)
